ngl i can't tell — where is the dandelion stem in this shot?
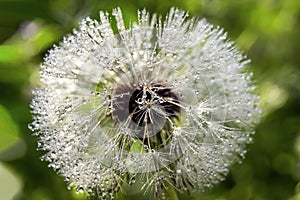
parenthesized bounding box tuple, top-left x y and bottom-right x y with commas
(165, 185, 179, 200)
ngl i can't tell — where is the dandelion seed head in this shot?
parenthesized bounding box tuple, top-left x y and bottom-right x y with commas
(30, 7, 261, 198)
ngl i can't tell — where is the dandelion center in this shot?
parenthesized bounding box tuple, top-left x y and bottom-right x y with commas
(128, 82, 180, 127)
(112, 82, 181, 149)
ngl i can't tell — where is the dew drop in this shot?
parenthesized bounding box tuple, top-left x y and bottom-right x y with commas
(76, 186, 84, 194)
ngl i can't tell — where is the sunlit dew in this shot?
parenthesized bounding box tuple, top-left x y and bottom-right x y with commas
(29, 7, 261, 199)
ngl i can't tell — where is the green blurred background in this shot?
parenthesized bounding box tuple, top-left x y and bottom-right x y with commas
(0, 0, 300, 199)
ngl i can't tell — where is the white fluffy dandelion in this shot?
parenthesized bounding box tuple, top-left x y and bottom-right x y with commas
(30, 7, 261, 199)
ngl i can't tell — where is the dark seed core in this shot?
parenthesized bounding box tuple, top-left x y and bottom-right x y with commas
(112, 82, 181, 150)
(128, 83, 180, 126)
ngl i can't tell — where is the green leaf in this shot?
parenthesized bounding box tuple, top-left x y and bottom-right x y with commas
(0, 163, 22, 200)
(0, 104, 20, 153)
(0, 46, 23, 64)
(29, 24, 62, 54)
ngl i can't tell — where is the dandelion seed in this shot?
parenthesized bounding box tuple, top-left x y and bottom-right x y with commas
(29, 7, 261, 199)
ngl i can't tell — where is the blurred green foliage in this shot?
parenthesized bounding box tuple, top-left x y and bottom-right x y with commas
(0, 0, 299, 199)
